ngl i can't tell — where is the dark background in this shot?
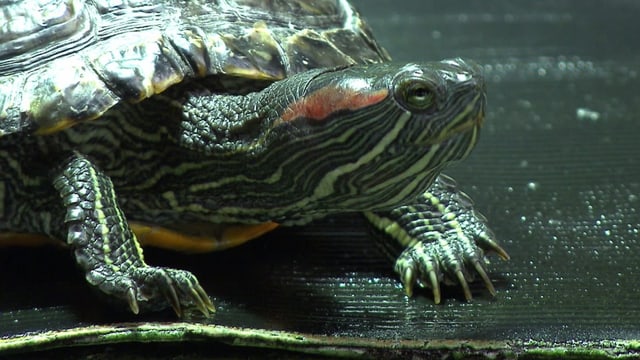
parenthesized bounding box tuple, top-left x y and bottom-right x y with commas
(1, 0, 639, 356)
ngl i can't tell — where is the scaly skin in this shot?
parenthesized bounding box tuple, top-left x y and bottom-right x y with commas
(366, 174, 509, 303)
(52, 153, 214, 316)
(0, 59, 507, 316)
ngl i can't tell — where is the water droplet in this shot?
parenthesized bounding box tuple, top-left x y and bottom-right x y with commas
(576, 107, 600, 122)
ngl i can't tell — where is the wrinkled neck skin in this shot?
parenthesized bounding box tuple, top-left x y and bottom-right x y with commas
(178, 68, 327, 157)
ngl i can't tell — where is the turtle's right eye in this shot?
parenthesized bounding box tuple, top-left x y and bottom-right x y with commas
(394, 78, 437, 113)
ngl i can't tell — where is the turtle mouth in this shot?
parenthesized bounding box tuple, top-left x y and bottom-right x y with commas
(415, 111, 483, 148)
(410, 88, 485, 148)
(380, 111, 481, 157)
(404, 113, 484, 153)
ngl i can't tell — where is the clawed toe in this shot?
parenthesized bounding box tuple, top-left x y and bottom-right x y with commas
(400, 267, 416, 297)
(478, 233, 510, 261)
(191, 283, 216, 315)
(492, 243, 510, 261)
(395, 239, 504, 303)
(473, 260, 496, 296)
(126, 267, 214, 317)
(428, 268, 441, 304)
(126, 287, 139, 315)
(158, 272, 181, 316)
(166, 271, 215, 317)
(455, 269, 472, 301)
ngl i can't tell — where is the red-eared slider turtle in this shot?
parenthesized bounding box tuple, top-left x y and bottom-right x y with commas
(0, 0, 508, 317)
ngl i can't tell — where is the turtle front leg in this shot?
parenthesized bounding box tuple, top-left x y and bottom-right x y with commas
(364, 174, 509, 304)
(52, 152, 214, 317)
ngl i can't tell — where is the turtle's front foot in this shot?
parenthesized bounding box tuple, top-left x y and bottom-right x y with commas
(365, 174, 509, 303)
(394, 227, 508, 304)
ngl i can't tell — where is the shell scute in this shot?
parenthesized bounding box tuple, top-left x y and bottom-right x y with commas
(0, 0, 389, 136)
(24, 57, 120, 134)
(91, 30, 187, 102)
(218, 22, 287, 81)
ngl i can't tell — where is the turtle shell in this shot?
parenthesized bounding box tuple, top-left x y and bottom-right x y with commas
(0, 0, 390, 136)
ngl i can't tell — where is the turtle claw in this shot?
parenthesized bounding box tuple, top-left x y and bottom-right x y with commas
(191, 284, 216, 315)
(127, 287, 140, 315)
(473, 260, 496, 296)
(477, 231, 510, 261)
(428, 269, 441, 304)
(167, 294, 182, 318)
(395, 241, 448, 304)
(401, 267, 416, 297)
(399, 262, 442, 304)
(455, 269, 472, 302)
(493, 243, 511, 261)
(159, 273, 182, 317)
(117, 266, 214, 317)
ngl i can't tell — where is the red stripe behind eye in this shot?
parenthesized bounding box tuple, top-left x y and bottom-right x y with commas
(279, 86, 389, 124)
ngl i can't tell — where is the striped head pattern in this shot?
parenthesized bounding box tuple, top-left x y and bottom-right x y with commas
(259, 58, 486, 214)
(177, 59, 485, 223)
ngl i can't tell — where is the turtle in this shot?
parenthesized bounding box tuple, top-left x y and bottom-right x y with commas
(0, 0, 509, 317)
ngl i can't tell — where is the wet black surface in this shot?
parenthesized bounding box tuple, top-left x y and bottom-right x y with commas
(352, 0, 640, 341)
(1, 0, 639, 357)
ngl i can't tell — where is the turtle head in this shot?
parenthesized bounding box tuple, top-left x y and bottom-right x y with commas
(264, 58, 486, 212)
(176, 59, 485, 221)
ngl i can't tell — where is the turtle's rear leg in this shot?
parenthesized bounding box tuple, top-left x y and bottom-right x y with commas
(52, 152, 214, 317)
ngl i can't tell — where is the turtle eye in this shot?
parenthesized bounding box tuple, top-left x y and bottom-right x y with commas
(395, 79, 436, 112)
